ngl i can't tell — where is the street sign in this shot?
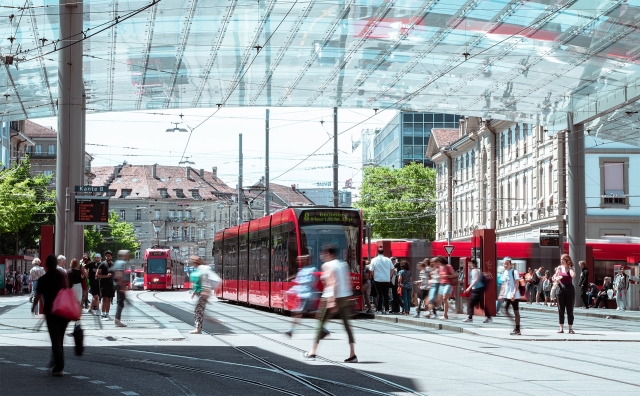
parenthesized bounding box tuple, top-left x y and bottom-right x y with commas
(75, 185, 107, 193)
(444, 245, 455, 255)
(74, 196, 109, 224)
(540, 229, 559, 234)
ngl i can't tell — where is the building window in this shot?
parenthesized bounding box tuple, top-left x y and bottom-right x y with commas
(177, 210, 183, 220)
(174, 189, 186, 198)
(135, 226, 141, 237)
(135, 250, 141, 259)
(191, 190, 201, 199)
(120, 210, 126, 221)
(185, 210, 191, 219)
(199, 211, 205, 220)
(169, 210, 175, 220)
(43, 170, 53, 177)
(600, 159, 629, 206)
(35, 144, 42, 154)
(154, 209, 161, 219)
(121, 189, 132, 198)
(135, 209, 142, 220)
(158, 189, 169, 198)
(48, 144, 55, 154)
(109, 189, 117, 197)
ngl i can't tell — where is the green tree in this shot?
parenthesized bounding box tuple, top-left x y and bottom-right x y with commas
(356, 163, 436, 240)
(84, 210, 140, 254)
(0, 158, 55, 254)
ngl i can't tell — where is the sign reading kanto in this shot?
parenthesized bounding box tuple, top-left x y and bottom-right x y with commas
(74, 197, 109, 224)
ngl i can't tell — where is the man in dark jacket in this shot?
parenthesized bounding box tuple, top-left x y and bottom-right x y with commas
(578, 261, 589, 308)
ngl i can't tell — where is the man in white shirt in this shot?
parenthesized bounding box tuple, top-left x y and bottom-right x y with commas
(29, 258, 46, 309)
(500, 258, 521, 335)
(304, 244, 357, 363)
(369, 247, 394, 314)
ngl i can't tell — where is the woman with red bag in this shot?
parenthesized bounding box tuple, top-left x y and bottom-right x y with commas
(31, 254, 70, 377)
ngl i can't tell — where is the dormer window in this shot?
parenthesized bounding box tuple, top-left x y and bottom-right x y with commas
(174, 189, 186, 198)
(158, 188, 169, 198)
(121, 189, 132, 198)
(191, 190, 202, 199)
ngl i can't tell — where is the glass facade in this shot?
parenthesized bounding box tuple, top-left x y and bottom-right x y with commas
(0, 123, 9, 168)
(371, 112, 461, 169)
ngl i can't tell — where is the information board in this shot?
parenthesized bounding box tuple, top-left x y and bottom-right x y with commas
(539, 229, 560, 247)
(74, 197, 109, 224)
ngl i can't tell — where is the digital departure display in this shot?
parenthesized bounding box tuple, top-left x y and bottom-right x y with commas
(74, 197, 109, 224)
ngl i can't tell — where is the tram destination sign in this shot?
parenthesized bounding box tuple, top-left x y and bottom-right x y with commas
(74, 196, 109, 224)
(298, 210, 360, 227)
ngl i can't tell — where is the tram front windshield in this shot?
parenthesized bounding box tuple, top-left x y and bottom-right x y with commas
(299, 224, 359, 273)
(147, 258, 167, 274)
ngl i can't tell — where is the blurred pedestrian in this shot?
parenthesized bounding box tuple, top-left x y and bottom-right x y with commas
(550, 266, 559, 307)
(57, 255, 67, 270)
(30, 258, 45, 305)
(390, 258, 401, 314)
(15, 270, 22, 295)
(501, 257, 522, 335)
(414, 260, 430, 318)
(361, 259, 372, 313)
(398, 261, 412, 315)
(189, 255, 217, 334)
(555, 254, 576, 334)
(614, 266, 629, 312)
(285, 255, 326, 337)
(435, 256, 455, 320)
(304, 245, 357, 363)
(113, 250, 130, 327)
(80, 255, 91, 309)
(534, 267, 545, 304)
(86, 253, 101, 315)
(67, 259, 85, 309)
(543, 271, 551, 306)
(370, 247, 393, 314)
(31, 254, 70, 377)
(426, 258, 441, 319)
(578, 261, 589, 308)
(463, 259, 491, 323)
(524, 268, 534, 304)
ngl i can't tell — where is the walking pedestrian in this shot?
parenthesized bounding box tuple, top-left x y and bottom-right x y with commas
(414, 260, 429, 318)
(462, 259, 492, 323)
(398, 261, 412, 315)
(80, 255, 91, 309)
(534, 267, 545, 304)
(496, 266, 505, 315)
(543, 271, 551, 306)
(426, 258, 441, 319)
(285, 255, 327, 337)
(15, 271, 22, 295)
(578, 261, 589, 308)
(189, 255, 217, 334)
(555, 254, 576, 334)
(29, 258, 45, 306)
(613, 266, 629, 312)
(304, 244, 357, 363)
(67, 259, 85, 309)
(86, 253, 101, 314)
(112, 250, 130, 327)
(390, 259, 401, 314)
(361, 260, 372, 313)
(550, 266, 559, 307)
(501, 257, 522, 336)
(369, 247, 393, 314)
(97, 251, 115, 320)
(31, 255, 70, 377)
(524, 268, 534, 304)
(435, 256, 455, 320)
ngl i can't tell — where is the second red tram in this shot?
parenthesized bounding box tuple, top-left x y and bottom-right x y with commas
(214, 207, 363, 311)
(143, 248, 186, 290)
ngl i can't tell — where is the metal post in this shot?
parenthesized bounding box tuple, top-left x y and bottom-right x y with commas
(367, 223, 371, 260)
(56, 0, 83, 259)
(264, 109, 270, 216)
(333, 107, 339, 208)
(557, 130, 567, 256)
(567, 113, 585, 305)
(238, 134, 243, 226)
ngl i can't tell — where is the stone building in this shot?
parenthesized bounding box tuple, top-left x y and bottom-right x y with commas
(427, 117, 640, 242)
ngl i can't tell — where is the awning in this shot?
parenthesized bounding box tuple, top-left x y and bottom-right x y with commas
(548, 193, 554, 200)
(537, 197, 544, 204)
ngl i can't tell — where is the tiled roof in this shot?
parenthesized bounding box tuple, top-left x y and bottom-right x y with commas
(23, 120, 57, 138)
(431, 129, 460, 149)
(252, 180, 314, 206)
(91, 164, 234, 200)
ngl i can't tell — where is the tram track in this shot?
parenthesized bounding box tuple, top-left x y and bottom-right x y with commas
(211, 299, 640, 389)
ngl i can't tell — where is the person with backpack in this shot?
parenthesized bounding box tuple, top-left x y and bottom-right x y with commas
(501, 257, 522, 335)
(285, 255, 327, 337)
(189, 255, 219, 334)
(462, 259, 492, 323)
(613, 266, 630, 312)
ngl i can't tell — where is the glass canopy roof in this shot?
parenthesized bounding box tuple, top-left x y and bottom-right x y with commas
(3, 0, 640, 145)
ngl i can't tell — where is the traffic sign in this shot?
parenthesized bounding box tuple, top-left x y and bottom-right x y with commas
(444, 245, 455, 255)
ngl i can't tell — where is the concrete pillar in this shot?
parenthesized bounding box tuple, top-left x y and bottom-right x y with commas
(567, 113, 585, 305)
(55, 0, 84, 263)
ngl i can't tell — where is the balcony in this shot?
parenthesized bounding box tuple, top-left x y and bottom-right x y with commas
(27, 152, 56, 159)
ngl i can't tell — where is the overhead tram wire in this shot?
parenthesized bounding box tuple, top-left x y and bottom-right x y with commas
(177, 0, 301, 164)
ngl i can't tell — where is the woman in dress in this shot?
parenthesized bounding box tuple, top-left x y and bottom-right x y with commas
(555, 254, 576, 334)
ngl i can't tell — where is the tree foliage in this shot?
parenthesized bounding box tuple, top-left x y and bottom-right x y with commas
(0, 158, 55, 254)
(84, 210, 140, 255)
(356, 163, 436, 240)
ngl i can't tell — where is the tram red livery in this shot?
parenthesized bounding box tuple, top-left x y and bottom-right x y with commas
(143, 248, 186, 290)
(214, 207, 363, 311)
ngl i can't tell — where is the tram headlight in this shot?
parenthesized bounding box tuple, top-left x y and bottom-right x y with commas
(153, 278, 159, 282)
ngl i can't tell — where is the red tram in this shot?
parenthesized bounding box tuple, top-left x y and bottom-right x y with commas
(214, 207, 363, 311)
(142, 248, 186, 290)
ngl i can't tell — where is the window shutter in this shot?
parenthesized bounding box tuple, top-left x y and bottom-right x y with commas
(603, 162, 624, 195)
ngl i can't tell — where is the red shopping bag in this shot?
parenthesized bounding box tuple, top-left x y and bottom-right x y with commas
(51, 288, 81, 321)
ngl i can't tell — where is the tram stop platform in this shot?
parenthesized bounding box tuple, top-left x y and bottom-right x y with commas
(366, 302, 640, 342)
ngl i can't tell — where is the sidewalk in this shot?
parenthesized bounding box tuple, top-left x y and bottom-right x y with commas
(518, 302, 640, 322)
(365, 306, 640, 341)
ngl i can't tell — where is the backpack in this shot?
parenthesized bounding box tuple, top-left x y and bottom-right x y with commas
(480, 272, 492, 291)
(511, 269, 527, 301)
(532, 271, 540, 285)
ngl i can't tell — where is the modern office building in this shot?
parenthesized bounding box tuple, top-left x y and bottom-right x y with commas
(298, 187, 352, 207)
(362, 112, 463, 169)
(0, 122, 10, 168)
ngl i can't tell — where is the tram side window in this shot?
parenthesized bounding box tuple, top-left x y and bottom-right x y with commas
(213, 241, 223, 278)
(259, 229, 270, 281)
(286, 222, 298, 280)
(239, 234, 249, 281)
(272, 226, 285, 282)
(249, 233, 260, 281)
